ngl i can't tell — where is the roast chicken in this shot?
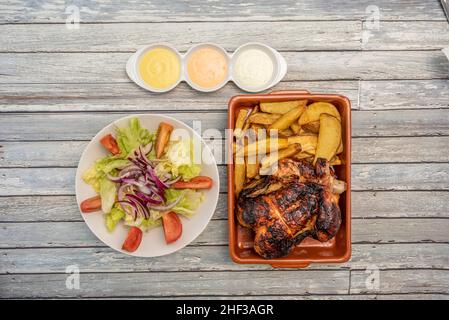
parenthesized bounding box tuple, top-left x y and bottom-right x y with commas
(236, 158, 345, 259)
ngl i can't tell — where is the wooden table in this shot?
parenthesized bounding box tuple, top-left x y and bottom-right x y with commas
(1, 0, 449, 300)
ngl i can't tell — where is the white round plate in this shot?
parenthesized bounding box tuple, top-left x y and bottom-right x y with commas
(75, 114, 220, 257)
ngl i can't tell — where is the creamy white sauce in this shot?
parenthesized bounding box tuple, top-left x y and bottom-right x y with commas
(233, 49, 274, 89)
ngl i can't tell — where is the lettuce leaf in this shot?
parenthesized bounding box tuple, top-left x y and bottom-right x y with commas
(124, 214, 162, 232)
(116, 117, 154, 157)
(99, 176, 116, 214)
(164, 188, 204, 218)
(82, 156, 128, 192)
(178, 164, 202, 180)
(105, 205, 126, 232)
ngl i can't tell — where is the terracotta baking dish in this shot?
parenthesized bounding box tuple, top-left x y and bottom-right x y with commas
(227, 90, 351, 268)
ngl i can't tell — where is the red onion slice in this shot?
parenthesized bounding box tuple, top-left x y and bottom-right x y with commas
(147, 195, 183, 212)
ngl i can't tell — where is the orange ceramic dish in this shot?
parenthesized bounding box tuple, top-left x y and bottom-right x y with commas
(227, 90, 352, 268)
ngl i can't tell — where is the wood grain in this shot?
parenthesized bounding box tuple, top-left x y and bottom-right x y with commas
(350, 269, 449, 294)
(360, 80, 449, 110)
(1, 243, 448, 274)
(0, 270, 350, 298)
(2, 51, 448, 84)
(3, 21, 448, 52)
(363, 21, 449, 50)
(2, 0, 446, 23)
(0, 81, 360, 112)
(1, 218, 448, 249)
(0, 21, 361, 52)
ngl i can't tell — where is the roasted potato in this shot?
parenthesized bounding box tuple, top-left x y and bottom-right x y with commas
(236, 138, 289, 156)
(278, 128, 295, 137)
(290, 122, 301, 134)
(235, 162, 246, 196)
(268, 105, 306, 131)
(248, 112, 281, 125)
(337, 139, 343, 154)
(299, 102, 341, 125)
(246, 154, 259, 179)
(314, 114, 342, 164)
(260, 100, 307, 114)
(302, 120, 320, 133)
(234, 108, 250, 138)
(292, 151, 314, 161)
(330, 155, 342, 166)
(260, 144, 302, 172)
(287, 135, 318, 154)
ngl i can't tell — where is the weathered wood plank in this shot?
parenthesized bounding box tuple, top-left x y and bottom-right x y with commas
(2, 51, 448, 84)
(2, 0, 446, 23)
(2, 190, 449, 223)
(1, 218, 448, 249)
(3, 21, 449, 52)
(0, 21, 361, 52)
(351, 191, 449, 219)
(353, 137, 449, 163)
(3, 79, 448, 112)
(352, 109, 449, 137)
(2, 243, 448, 274)
(2, 163, 449, 196)
(1, 109, 449, 141)
(350, 269, 449, 294)
(0, 81, 360, 112)
(360, 80, 449, 110)
(363, 21, 449, 50)
(0, 270, 350, 298)
(352, 163, 449, 191)
(3, 136, 449, 168)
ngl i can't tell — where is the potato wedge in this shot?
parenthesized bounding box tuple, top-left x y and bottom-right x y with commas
(299, 102, 341, 125)
(302, 120, 320, 133)
(314, 114, 342, 164)
(246, 155, 259, 179)
(260, 100, 307, 114)
(292, 151, 314, 161)
(290, 122, 301, 134)
(287, 135, 318, 153)
(260, 144, 302, 171)
(268, 105, 306, 131)
(337, 139, 343, 154)
(234, 108, 249, 138)
(330, 156, 342, 166)
(236, 138, 289, 156)
(248, 112, 281, 125)
(278, 128, 295, 137)
(235, 162, 246, 196)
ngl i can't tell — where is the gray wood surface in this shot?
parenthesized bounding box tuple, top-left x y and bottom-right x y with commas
(0, 0, 448, 300)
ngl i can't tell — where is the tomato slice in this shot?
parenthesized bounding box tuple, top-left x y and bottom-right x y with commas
(162, 212, 182, 244)
(122, 227, 143, 252)
(171, 176, 213, 189)
(80, 195, 102, 213)
(100, 134, 120, 155)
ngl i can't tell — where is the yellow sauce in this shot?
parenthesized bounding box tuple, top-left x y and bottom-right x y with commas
(139, 47, 181, 89)
(187, 47, 228, 89)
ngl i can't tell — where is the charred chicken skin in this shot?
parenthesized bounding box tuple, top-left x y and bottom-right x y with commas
(236, 158, 344, 259)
